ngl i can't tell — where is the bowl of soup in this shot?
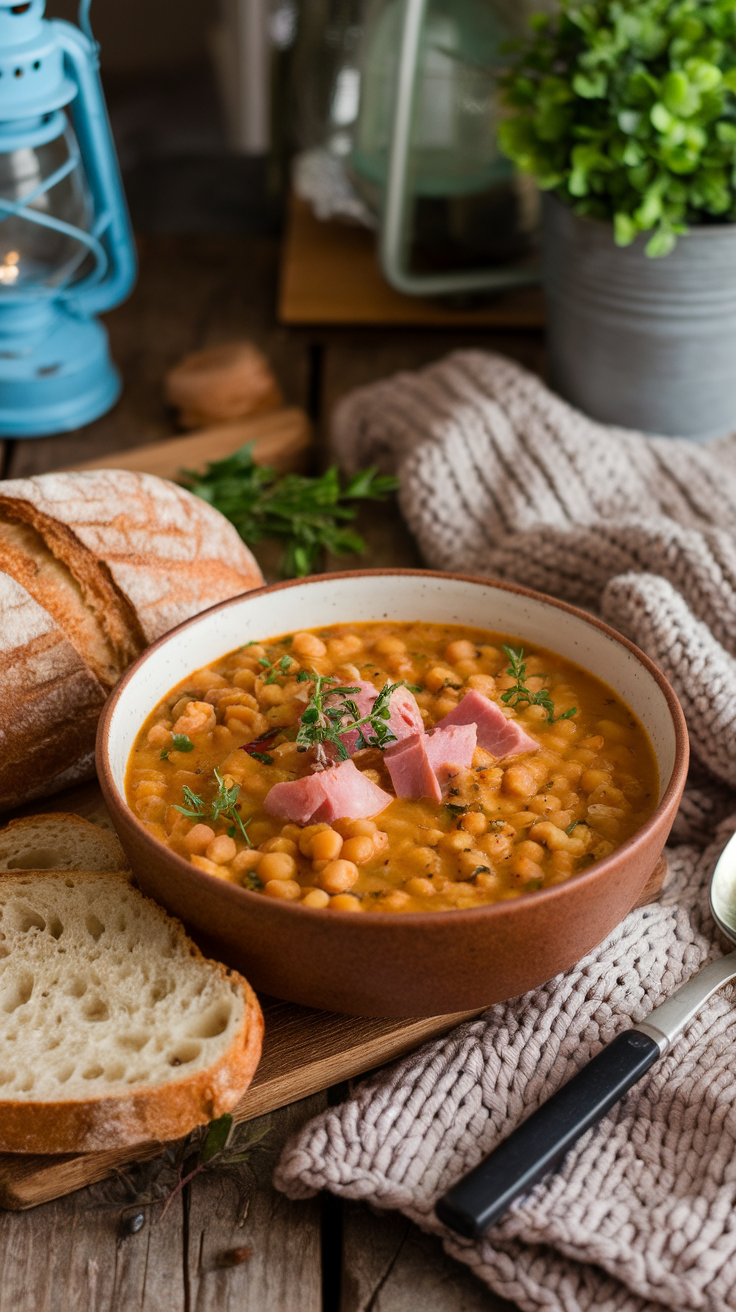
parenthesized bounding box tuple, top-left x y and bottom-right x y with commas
(98, 570, 688, 1017)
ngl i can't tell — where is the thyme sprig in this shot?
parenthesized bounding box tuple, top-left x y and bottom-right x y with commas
(295, 671, 400, 768)
(501, 646, 577, 725)
(173, 770, 252, 845)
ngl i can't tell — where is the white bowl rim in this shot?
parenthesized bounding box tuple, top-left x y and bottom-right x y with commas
(97, 568, 690, 924)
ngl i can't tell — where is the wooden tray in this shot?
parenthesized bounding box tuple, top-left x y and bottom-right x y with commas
(280, 195, 545, 328)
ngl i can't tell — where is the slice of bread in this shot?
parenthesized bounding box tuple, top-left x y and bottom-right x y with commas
(0, 871, 263, 1152)
(0, 814, 129, 874)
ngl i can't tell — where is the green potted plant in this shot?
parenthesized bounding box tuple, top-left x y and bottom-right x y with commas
(499, 0, 736, 439)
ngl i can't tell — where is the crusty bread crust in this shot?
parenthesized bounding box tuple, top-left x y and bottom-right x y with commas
(0, 813, 128, 872)
(0, 871, 264, 1153)
(0, 575, 106, 811)
(0, 471, 263, 642)
(0, 470, 264, 813)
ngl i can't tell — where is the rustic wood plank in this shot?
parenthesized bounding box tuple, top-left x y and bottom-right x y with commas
(7, 236, 313, 479)
(281, 197, 545, 329)
(0, 1171, 187, 1311)
(185, 1096, 325, 1312)
(341, 1201, 514, 1312)
(62, 407, 312, 478)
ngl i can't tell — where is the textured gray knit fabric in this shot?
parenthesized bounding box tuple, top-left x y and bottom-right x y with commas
(275, 352, 736, 1312)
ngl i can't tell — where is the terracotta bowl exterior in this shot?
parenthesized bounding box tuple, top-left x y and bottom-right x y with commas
(98, 571, 689, 1018)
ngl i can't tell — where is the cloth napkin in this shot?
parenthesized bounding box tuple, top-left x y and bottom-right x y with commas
(275, 352, 736, 1312)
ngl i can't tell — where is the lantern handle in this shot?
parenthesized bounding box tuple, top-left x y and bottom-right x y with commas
(77, 0, 95, 48)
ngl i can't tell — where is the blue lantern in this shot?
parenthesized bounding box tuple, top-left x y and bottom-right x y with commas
(0, 0, 136, 437)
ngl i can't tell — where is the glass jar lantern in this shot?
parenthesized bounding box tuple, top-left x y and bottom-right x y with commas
(0, 0, 136, 437)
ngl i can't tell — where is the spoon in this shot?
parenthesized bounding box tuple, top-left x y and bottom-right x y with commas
(435, 831, 736, 1240)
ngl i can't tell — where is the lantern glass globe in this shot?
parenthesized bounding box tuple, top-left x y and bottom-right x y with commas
(0, 119, 92, 290)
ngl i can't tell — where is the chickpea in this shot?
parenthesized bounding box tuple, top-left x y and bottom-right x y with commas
(459, 850, 491, 878)
(184, 824, 216, 855)
(467, 674, 496, 697)
(190, 855, 227, 877)
(136, 796, 167, 823)
(333, 818, 377, 839)
(405, 876, 436, 897)
(301, 888, 330, 909)
(481, 832, 512, 860)
(528, 821, 572, 852)
(233, 668, 256, 691)
(372, 831, 389, 856)
(402, 845, 442, 877)
(528, 793, 562, 816)
(260, 836, 299, 857)
(515, 839, 546, 862)
(444, 639, 477, 664)
(596, 720, 632, 744)
(259, 852, 297, 882)
(206, 835, 237, 865)
(329, 894, 363, 912)
(435, 696, 460, 718)
(551, 850, 574, 877)
(419, 828, 444, 847)
(172, 701, 216, 738)
(258, 684, 286, 707)
(513, 855, 544, 882)
(135, 779, 167, 798)
(280, 824, 303, 843)
(341, 835, 375, 864)
(146, 723, 172, 749)
(190, 669, 229, 693)
(554, 718, 577, 740)
(292, 632, 327, 659)
(523, 704, 549, 723)
(263, 879, 301, 900)
(460, 811, 488, 836)
(580, 769, 612, 793)
(299, 823, 332, 857)
(502, 765, 536, 797)
(380, 890, 411, 911)
(232, 849, 262, 874)
(315, 860, 359, 894)
(580, 735, 605, 752)
(474, 870, 502, 893)
(327, 635, 363, 661)
(439, 830, 473, 854)
(425, 666, 460, 693)
(374, 635, 407, 656)
(454, 659, 479, 679)
(311, 829, 344, 863)
(142, 821, 168, 844)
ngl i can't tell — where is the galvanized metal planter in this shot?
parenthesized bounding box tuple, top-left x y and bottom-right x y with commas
(543, 193, 736, 441)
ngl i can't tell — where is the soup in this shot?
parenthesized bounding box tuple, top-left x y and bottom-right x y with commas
(126, 622, 658, 914)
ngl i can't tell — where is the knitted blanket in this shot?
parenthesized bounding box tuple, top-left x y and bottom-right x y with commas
(275, 352, 736, 1312)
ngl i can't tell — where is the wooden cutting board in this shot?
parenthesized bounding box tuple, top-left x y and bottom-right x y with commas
(62, 405, 312, 479)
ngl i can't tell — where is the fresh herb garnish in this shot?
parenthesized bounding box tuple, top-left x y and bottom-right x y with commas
(566, 820, 581, 835)
(243, 872, 264, 891)
(472, 866, 491, 877)
(446, 802, 468, 817)
(179, 443, 399, 578)
(501, 646, 577, 725)
(160, 733, 194, 761)
(295, 672, 400, 768)
(173, 771, 252, 845)
(250, 752, 274, 765)
(400, 681, 423, 694)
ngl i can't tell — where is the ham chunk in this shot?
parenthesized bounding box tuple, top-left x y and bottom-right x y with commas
(384, 733, 441, 804)
(328, 680, 424, 756)
(265, 759, 392, 825)
(425, 723, 477, 790)
(434, 690, 539, 759)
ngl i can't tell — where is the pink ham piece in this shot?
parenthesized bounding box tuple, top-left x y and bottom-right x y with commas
(425, 723, 477, 791)
(329, 680, 424, 756)
(264, 759, 392, 826)
(434, 689, 539, 759)
(384, 733, 441, 804)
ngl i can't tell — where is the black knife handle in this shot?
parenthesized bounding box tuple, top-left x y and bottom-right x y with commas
(435, 1028, 660, 1239)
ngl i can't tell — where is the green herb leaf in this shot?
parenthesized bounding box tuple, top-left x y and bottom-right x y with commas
(295, 672, 400, 765)
(446, 803, 468, 817)
(500, 645, 576, 724)
(250, 752, 274, 765)
(200, 1113, 233, 1163)
(172, 786, 206, 820)
(243, 872, 264, 891)
(179, 445, 399, 578)
(171, 734, 194, 753)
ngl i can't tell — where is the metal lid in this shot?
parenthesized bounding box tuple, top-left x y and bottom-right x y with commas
(0, 0, 77, 124)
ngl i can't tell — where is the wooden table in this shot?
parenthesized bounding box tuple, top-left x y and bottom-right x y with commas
(0, 234, 545, 1312)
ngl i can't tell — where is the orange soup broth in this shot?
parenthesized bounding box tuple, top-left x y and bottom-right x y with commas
(126, 622, 659, 914)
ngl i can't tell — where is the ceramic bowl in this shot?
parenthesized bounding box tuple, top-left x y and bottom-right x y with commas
(98, 570, 689, 1018)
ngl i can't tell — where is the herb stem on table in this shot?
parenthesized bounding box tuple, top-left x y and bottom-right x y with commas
(179, 443, 399, 577)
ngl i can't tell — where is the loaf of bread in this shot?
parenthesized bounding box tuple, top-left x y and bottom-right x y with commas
(0, 870, 263, 1152)
(0, 470, 263, 812)
(0, 813, 128, 873)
